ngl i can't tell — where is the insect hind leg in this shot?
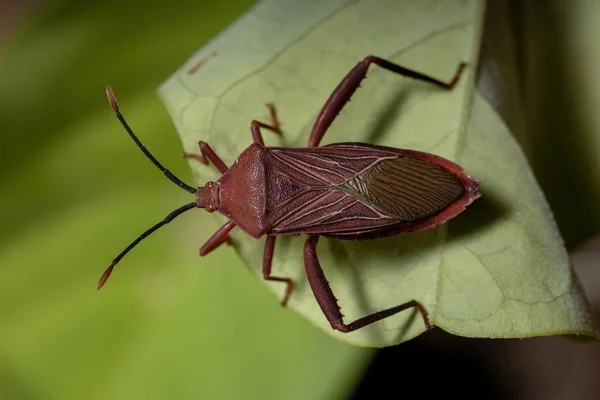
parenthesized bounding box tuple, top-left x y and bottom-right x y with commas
(303, 235, 432, 332)
(308, 56, 466, 148)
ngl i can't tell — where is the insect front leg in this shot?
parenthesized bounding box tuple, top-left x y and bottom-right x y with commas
(262, 236, 293, 306)
(303, 235, 432, 333)
(308, 55, 467, 147)
(199, 220, 236, 256)
(251, 103, 282, 146)
(184, 141, 229, 174)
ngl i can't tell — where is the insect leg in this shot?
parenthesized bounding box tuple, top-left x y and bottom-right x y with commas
(251, 103, 282, 146)
(184, 141, 229, 174)
(308, 56, 466, 147)
(266, 103, 282, 134)
(262, 235, 293, 306)
(199, 220, 236, 256)
(303, 235, 432, 332)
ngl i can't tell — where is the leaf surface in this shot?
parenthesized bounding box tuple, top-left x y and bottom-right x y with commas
(160, 0, 597, 346)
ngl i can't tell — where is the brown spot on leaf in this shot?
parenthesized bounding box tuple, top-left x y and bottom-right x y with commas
(187, 50, 219, 75)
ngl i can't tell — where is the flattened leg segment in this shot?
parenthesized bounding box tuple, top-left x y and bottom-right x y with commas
(303, 235, 432, 332)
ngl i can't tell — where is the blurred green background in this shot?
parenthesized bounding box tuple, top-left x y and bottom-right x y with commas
(3, 0, 600, 399)
(0, 1, 370, 399)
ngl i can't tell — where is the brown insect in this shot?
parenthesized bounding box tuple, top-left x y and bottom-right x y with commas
(99, 56, 480, 333)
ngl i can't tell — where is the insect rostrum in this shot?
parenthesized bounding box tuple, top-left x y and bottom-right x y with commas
(99, 55, 480, 334)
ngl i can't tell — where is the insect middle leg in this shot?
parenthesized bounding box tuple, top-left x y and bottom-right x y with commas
(251, 103, 282, 146)
(303, 235, 432, 332)
(308, 55, 467, 148)
(262, 235, 293, 306)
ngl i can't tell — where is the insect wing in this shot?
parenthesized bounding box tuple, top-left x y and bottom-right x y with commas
(265, 143, 471, 237)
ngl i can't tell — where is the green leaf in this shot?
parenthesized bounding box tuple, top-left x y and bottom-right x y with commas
(160, 0, 597, 347)
(440, 91, 594, 337)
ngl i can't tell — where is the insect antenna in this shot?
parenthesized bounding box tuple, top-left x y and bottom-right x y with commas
(97, 202, 197, 289)
(105, 86, 197, 194)
(99, 87, 200, 289)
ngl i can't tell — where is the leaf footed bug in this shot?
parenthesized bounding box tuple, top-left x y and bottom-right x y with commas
(99, 55, 481, 333)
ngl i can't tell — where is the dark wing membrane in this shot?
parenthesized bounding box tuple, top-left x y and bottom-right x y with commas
(342, 157, 464, 221)
(266, 145, 400, 234)
(265, 144, 464, 235)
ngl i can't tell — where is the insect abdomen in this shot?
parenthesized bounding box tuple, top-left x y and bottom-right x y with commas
(340, 157, 464, 221)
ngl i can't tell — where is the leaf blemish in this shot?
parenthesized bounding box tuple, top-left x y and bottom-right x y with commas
(187, 50, 219, 75)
